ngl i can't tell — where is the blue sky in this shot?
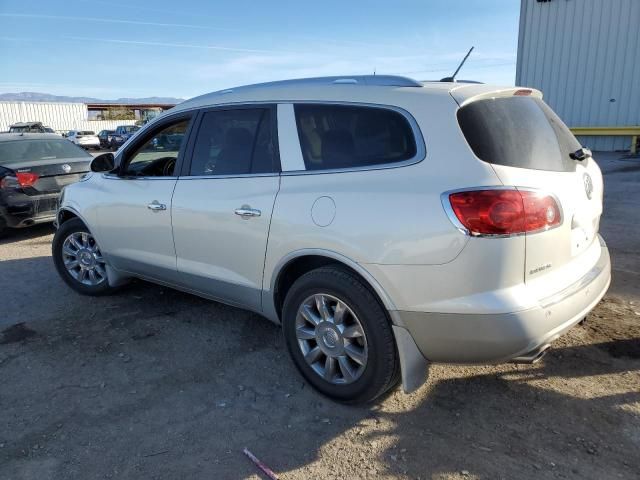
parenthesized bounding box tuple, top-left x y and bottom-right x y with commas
(0, 0, 520, 100)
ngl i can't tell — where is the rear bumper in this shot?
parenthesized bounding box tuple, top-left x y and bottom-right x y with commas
(393, 238, 611, 363)
(0, 191, 60, 228)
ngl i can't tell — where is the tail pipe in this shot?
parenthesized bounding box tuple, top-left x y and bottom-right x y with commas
(510, 344, 551, 364)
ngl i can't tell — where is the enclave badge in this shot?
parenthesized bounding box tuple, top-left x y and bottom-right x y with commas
(583, 173, 593, 200)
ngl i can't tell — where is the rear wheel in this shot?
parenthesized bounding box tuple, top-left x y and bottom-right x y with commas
(282, 266, 399, 403)
(52, 218, 115, 295)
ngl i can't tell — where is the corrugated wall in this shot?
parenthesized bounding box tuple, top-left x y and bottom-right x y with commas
(0, 102, 136, 134)
(517, 0, 640, 151)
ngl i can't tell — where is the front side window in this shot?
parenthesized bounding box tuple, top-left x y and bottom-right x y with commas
(122, 118, 190, 177)
(294, 104, 417, 171)
(189, 108, 276, 176)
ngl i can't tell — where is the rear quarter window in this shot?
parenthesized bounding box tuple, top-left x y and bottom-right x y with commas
(294, 104, 417, 171)
(457, 97, 581, 172)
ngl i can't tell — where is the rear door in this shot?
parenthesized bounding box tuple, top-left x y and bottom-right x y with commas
(171, 106, 280, 311)
(457, 93, 604, 299)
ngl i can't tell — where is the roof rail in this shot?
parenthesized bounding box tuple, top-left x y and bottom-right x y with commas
(421, 79, 484, 84)
(211, 75, 423, 95)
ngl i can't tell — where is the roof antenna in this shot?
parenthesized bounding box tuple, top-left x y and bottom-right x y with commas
(440, 46, 474, 82)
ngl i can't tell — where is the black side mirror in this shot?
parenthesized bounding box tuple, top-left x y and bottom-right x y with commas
(90, 153, 115, 172)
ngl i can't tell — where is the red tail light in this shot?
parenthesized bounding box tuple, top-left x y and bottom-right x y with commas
(446, 189, 561, 236)
(16, 172, 40, 187)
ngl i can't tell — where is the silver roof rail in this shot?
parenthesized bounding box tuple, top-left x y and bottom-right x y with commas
(210, 75, 423, 95)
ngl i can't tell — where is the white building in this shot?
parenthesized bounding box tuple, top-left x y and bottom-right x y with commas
(0, 101, 175, 134)
(516, 0, 640, 151)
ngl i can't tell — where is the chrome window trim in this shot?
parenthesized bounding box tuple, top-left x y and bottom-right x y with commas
(279, 100, 427, 175)
(102, 174, 178, 181)
(177, 172, 279, 180)
(440, 186, 564, 238)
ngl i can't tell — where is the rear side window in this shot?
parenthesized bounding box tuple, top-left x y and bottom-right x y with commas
(457, 97, 581, 172)
(294, 104, 417, 171)
(189, 108, 277, 176)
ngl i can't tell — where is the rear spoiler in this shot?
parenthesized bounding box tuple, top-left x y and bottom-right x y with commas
(449, 85, 543, 107)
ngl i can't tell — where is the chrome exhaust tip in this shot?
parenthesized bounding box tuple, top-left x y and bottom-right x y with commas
(510, 344, 551, 364)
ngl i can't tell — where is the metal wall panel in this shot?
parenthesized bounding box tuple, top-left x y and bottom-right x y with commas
(517, 0, 640, 151)
(0, 102, 136, 134)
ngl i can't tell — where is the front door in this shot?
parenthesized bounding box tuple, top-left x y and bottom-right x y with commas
(171, 106, 280, 311)
(96, 114, 194, 282)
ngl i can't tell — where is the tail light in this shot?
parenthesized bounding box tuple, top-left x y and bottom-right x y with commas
(16, 172, 40, 187)
(0, 172, 39, 189)
(444, 188, 561, 236)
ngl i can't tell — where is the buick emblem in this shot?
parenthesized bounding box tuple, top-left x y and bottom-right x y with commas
(62, 164, 72, 173)
(583, 173, 593, 199)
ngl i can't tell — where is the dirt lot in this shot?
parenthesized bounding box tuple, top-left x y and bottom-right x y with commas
(1, 152, 638, 479)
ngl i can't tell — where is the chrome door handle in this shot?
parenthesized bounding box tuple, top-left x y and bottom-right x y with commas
(147, 201, 166, 211)
(234, 207, 261, 218)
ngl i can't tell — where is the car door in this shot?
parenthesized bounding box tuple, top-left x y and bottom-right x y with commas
(95, 113, 195, 282)
(171, 106, 280, 311)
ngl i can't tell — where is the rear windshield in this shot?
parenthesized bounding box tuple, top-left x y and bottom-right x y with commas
(0, 139, 91, 163)
(457, 97, 581, 172)
(122, 126, 139, 133)
(79, 131, 95, 135)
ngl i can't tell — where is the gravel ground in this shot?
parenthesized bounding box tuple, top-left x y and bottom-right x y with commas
(0, 152, 638, 479)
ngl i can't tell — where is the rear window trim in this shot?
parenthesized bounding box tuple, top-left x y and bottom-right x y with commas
(282, 101, 426, 176)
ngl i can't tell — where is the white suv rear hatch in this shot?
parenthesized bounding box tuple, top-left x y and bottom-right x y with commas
(455, 90, 604, 301)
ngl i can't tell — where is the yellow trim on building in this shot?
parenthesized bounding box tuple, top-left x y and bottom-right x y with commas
(570, 127, 640, 154)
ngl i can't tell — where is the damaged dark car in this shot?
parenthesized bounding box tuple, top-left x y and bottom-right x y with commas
(0, 134, 92, 237)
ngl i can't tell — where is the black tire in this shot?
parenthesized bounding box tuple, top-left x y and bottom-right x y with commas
(282, 266, 400, 404)
(52, 218, 116, 296)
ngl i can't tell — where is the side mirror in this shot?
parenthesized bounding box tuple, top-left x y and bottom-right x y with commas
(90, 153, 115, 172)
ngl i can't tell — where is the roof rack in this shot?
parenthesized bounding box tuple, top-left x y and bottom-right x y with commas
(213, 75, 423, 95)
(421, 79, 484, 84)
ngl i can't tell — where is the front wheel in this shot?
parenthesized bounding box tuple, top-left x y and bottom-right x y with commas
(282, 266, 399, 403)
(52, 218, 116, 295)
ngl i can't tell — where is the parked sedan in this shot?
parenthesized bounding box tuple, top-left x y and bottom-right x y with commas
(97, 130, 115, 149)
(67, 130, 100, 150)
(0, 134, 92, 236)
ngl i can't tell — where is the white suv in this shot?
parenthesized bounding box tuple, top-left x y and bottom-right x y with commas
(52, 76, 611, 403)
(67, 130, 100, 150)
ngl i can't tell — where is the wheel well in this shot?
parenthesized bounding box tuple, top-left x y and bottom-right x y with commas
(273, 255, 385, 319)
(57, 209, 79, 226)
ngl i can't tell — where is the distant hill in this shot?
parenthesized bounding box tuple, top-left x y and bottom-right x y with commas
(0, 92, 184, 105)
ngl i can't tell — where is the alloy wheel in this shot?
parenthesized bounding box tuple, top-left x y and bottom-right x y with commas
(61, 231, 107, 286)
(295, 293, 368, 384)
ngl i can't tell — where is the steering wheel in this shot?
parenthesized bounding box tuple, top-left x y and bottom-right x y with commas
(162, 158, 176, 176)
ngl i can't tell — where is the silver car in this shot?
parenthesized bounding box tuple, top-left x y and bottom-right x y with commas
(52, 76, 611, 403)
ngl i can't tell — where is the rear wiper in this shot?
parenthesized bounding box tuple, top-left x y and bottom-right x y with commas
(570, 147, 592, 161)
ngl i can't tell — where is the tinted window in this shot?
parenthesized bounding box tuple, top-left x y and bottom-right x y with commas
(189, 108, 276, 176)
(123, 119, 190, 177)
(0, 139, 91, 163)
(294, 104, 417, 171)
(457, 97, 581, 172)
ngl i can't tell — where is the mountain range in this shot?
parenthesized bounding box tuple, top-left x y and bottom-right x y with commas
(0, 92, 184, 104)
